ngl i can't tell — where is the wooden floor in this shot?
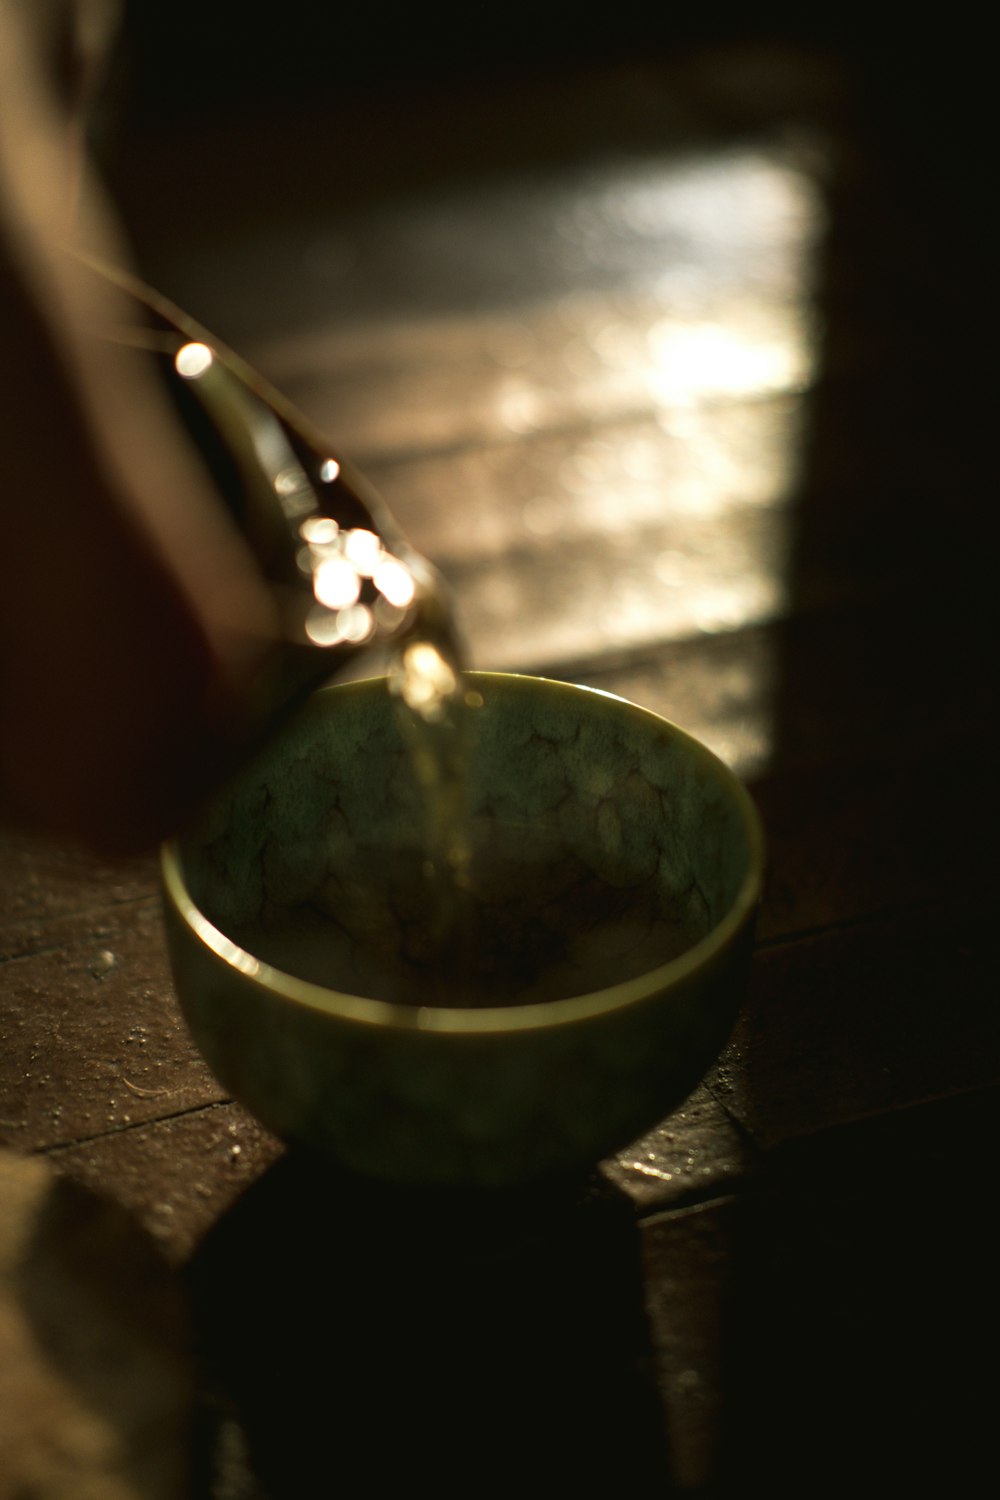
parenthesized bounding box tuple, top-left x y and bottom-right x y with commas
(2, 39, 995, 1495)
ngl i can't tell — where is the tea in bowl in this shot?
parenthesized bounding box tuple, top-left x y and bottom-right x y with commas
(160, 673, 763, 1187)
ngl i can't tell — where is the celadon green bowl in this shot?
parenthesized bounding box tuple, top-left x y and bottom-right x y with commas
(161, 673, 763, 1187)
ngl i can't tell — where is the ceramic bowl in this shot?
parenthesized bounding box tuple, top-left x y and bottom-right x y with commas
(161, 673, 763, 1186)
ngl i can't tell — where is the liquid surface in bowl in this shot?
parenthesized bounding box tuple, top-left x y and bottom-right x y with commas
(245, 637, 715, 1009)
(186, 674, 749, 1012)
(229, 824, 710, 1009)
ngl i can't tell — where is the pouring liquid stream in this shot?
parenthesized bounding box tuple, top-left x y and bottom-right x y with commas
(386, 627, 478, 1000)
(251, 422, 480, 1004)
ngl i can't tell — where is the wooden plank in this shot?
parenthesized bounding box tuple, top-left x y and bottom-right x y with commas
(364, 396, 803, 565)
(436, 499, 791, 676)
(116, 64, 832, 358)
(602, 1080, 757, 1213)
(250, 276, 815, 467)
(0, 831, 156, 955)
(638, 1196, 739, 1492)
(637, 1088, 1000, 1492)
(0, 899, 222, 1152)
(715, 897, 1000, 1148)
(751, 751, 999, 944)
(48, 1103, 282, 1267)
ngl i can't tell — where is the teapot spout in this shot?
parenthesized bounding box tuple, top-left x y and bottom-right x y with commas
(87, 253, 462, 732)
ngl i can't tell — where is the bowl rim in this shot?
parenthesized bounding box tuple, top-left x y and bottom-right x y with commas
(161, 671, 764, 1036)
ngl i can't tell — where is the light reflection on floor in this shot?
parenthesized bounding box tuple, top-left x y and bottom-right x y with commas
(248, 143, 826, 777)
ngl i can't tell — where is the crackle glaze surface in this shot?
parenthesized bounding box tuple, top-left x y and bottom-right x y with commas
(188, 675, 752, 1000)
(163, 674, 761, 1184)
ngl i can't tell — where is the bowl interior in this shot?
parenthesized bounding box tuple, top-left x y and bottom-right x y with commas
(177, 673, 760, 1013)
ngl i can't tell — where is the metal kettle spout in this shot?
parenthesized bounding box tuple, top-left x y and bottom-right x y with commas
(89, 256, 459, 732)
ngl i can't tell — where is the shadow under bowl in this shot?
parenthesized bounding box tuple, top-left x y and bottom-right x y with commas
(161, 672, 763, 1187)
